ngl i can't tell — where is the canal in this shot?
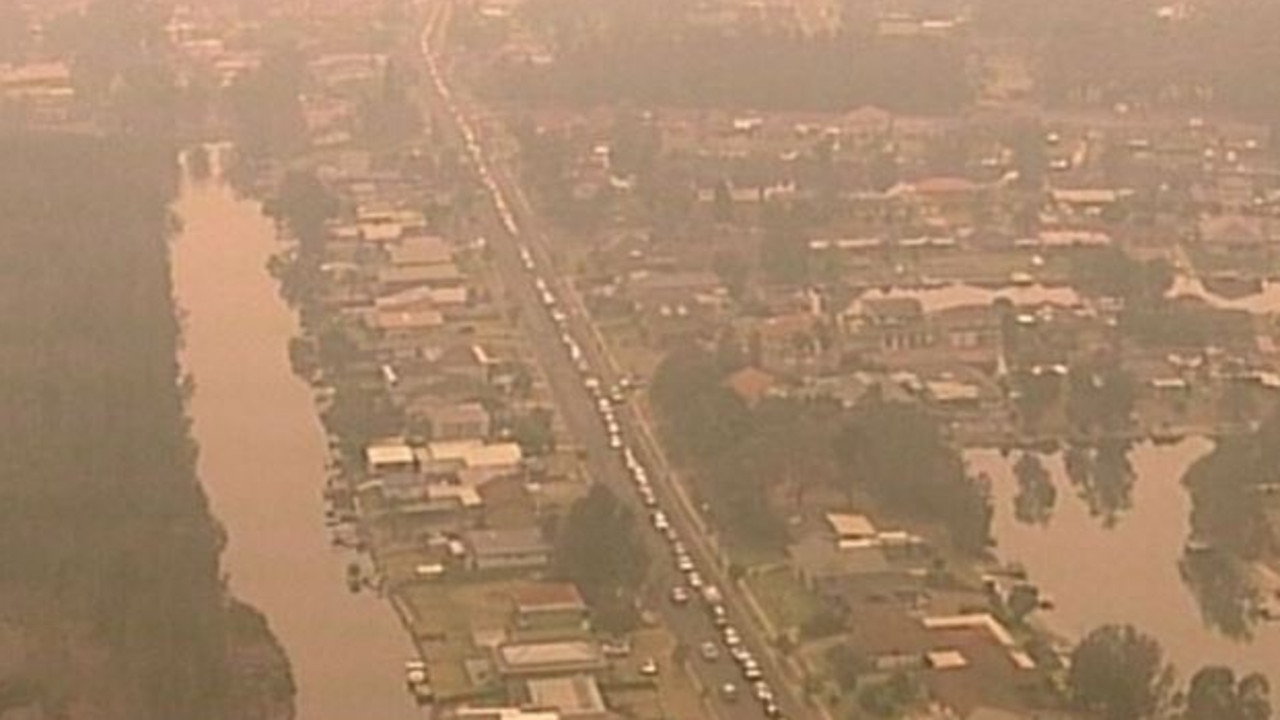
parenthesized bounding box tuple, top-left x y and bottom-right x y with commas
(172, 147, 421, 720)
(972, 439, 1280, 685)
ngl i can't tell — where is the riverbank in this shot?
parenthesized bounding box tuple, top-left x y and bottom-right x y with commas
(174, 145, 420, 720)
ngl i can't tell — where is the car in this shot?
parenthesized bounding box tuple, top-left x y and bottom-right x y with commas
(753, 681, 773, 702)
(670, 586, 690, 604)
(662, 525, 679, 542)
(639, 658, 659, 676)
(729, 646, 750, 665)
(742, 662, 762, 681)
(712, 606, 730, 629)
(651, 511, 669, 531)
(671, 541, 687, 557)
(639, 488, 658, 507)
(608, 433, 623, 449)
(763, 700, 783, 718)
(722, 626, 741, 647)
(676, 554, 694, 573)
(686, 571, 704, 589)
(404, 659, 427, 674)
(699, 641, 720, 661)
(720, 682, 739, 702)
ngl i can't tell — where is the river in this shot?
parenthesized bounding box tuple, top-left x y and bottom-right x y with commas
(971, 439, 1280, 684)
(173, 146, 421, 720)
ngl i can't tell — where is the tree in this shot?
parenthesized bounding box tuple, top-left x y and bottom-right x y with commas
(1069, 625, 1173, 720)
(1182, 666, 1271, 720)
(834, 398, 992, 554)
(554, 484, 650, 633)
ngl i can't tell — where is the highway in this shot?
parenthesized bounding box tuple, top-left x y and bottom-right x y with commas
(416, 3, 813, 719)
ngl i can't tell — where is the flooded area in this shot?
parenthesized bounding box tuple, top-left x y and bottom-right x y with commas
(173, 147, 420, 720)
(972, 438, 1280, 684)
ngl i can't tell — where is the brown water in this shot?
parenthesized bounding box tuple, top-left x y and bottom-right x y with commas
(173, 147, 421, 720)
(972, 439, 1280, 683)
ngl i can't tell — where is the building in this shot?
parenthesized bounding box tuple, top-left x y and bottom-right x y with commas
(464, 528, 552, 572)
(365, 440, 417, 475)
(844, 296, 932, 354)
(494, 641, 607, 678)
(525, 675, 614, 720)
(512, 583, 591, 637)
(789, 533, 911, 598)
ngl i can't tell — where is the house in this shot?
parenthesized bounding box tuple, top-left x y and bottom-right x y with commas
(464, 527, 551, 572)
(426, 440, 524, 484)
(363, 307, 448, 361)
(789, 533, 910, 598)
(365, 439, 417, 476)
(749, 312, 830, 377)
(826, 512, 878, 545)
(512, 583, 591, 636)
(844, 296, 932, 354)
(388, 235, 454, 268)
(494, 641, 607, 678)
(724, 367, 778, 407)
(1198, 214, 1272, 254)
(931, 304, 1003, 368)
(378, 263, 466, 293)
(524, 675, 614, 720)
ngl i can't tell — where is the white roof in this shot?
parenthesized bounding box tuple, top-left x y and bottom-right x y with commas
(926, 650, 969, 670)
(427, 484, 483, 508)
(499, 641, 601, 668)
(427, 440, 522, 468)
(525, 675, 606, 714)
(926, 380, 982, 403)
(365, 442, 415, 468)
(360, 222, 403, 243)
(826, 513, 877, 538)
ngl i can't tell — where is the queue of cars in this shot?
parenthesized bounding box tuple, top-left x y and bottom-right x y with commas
(425, 23, 785, 719)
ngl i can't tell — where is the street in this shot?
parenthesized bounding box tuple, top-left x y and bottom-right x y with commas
(416, 2, 815, 718)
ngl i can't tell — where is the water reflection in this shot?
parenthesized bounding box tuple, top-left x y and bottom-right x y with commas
(1063, 440, 1136, 528)
(976, 439, 1280, 686)
(1179, 547, 1262, 642)
(1012, 452, 1057, 526)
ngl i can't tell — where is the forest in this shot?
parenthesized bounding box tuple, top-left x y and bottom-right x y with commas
(0, 133, 289, 719)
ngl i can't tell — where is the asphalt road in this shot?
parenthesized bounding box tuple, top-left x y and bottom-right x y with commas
(417, 4, 813, 718)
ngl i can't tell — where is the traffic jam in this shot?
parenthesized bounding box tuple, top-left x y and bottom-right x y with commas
(422, 27, 785, 720)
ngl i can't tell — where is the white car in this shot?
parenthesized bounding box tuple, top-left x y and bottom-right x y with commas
(700, 641, 720, 661)
(676, 554, 694, 573)
(670, 586, 690, 604)
(639, 658, 659, 676)
(608, 433, 623, 449)
(686, 571, 704, 589)
(723, 626, 741, 647)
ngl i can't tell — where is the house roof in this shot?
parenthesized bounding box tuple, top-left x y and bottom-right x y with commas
(862, 296, 924, 322)
(724, 367, 776, 406)
(428, 440, 523, 468)
(372, 308, 445, 332)
(912, 176, 980, 194)
(365, 442, 415, 469)
(497, 640, 604, 671)
(390, 235, 453, 267)
(525, 675, 607, 717)
(465, 527, 550, 558)
(825, 513, 877, 539)
(514, 583, 587, 613)
(1199, 214, 1266, 245)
